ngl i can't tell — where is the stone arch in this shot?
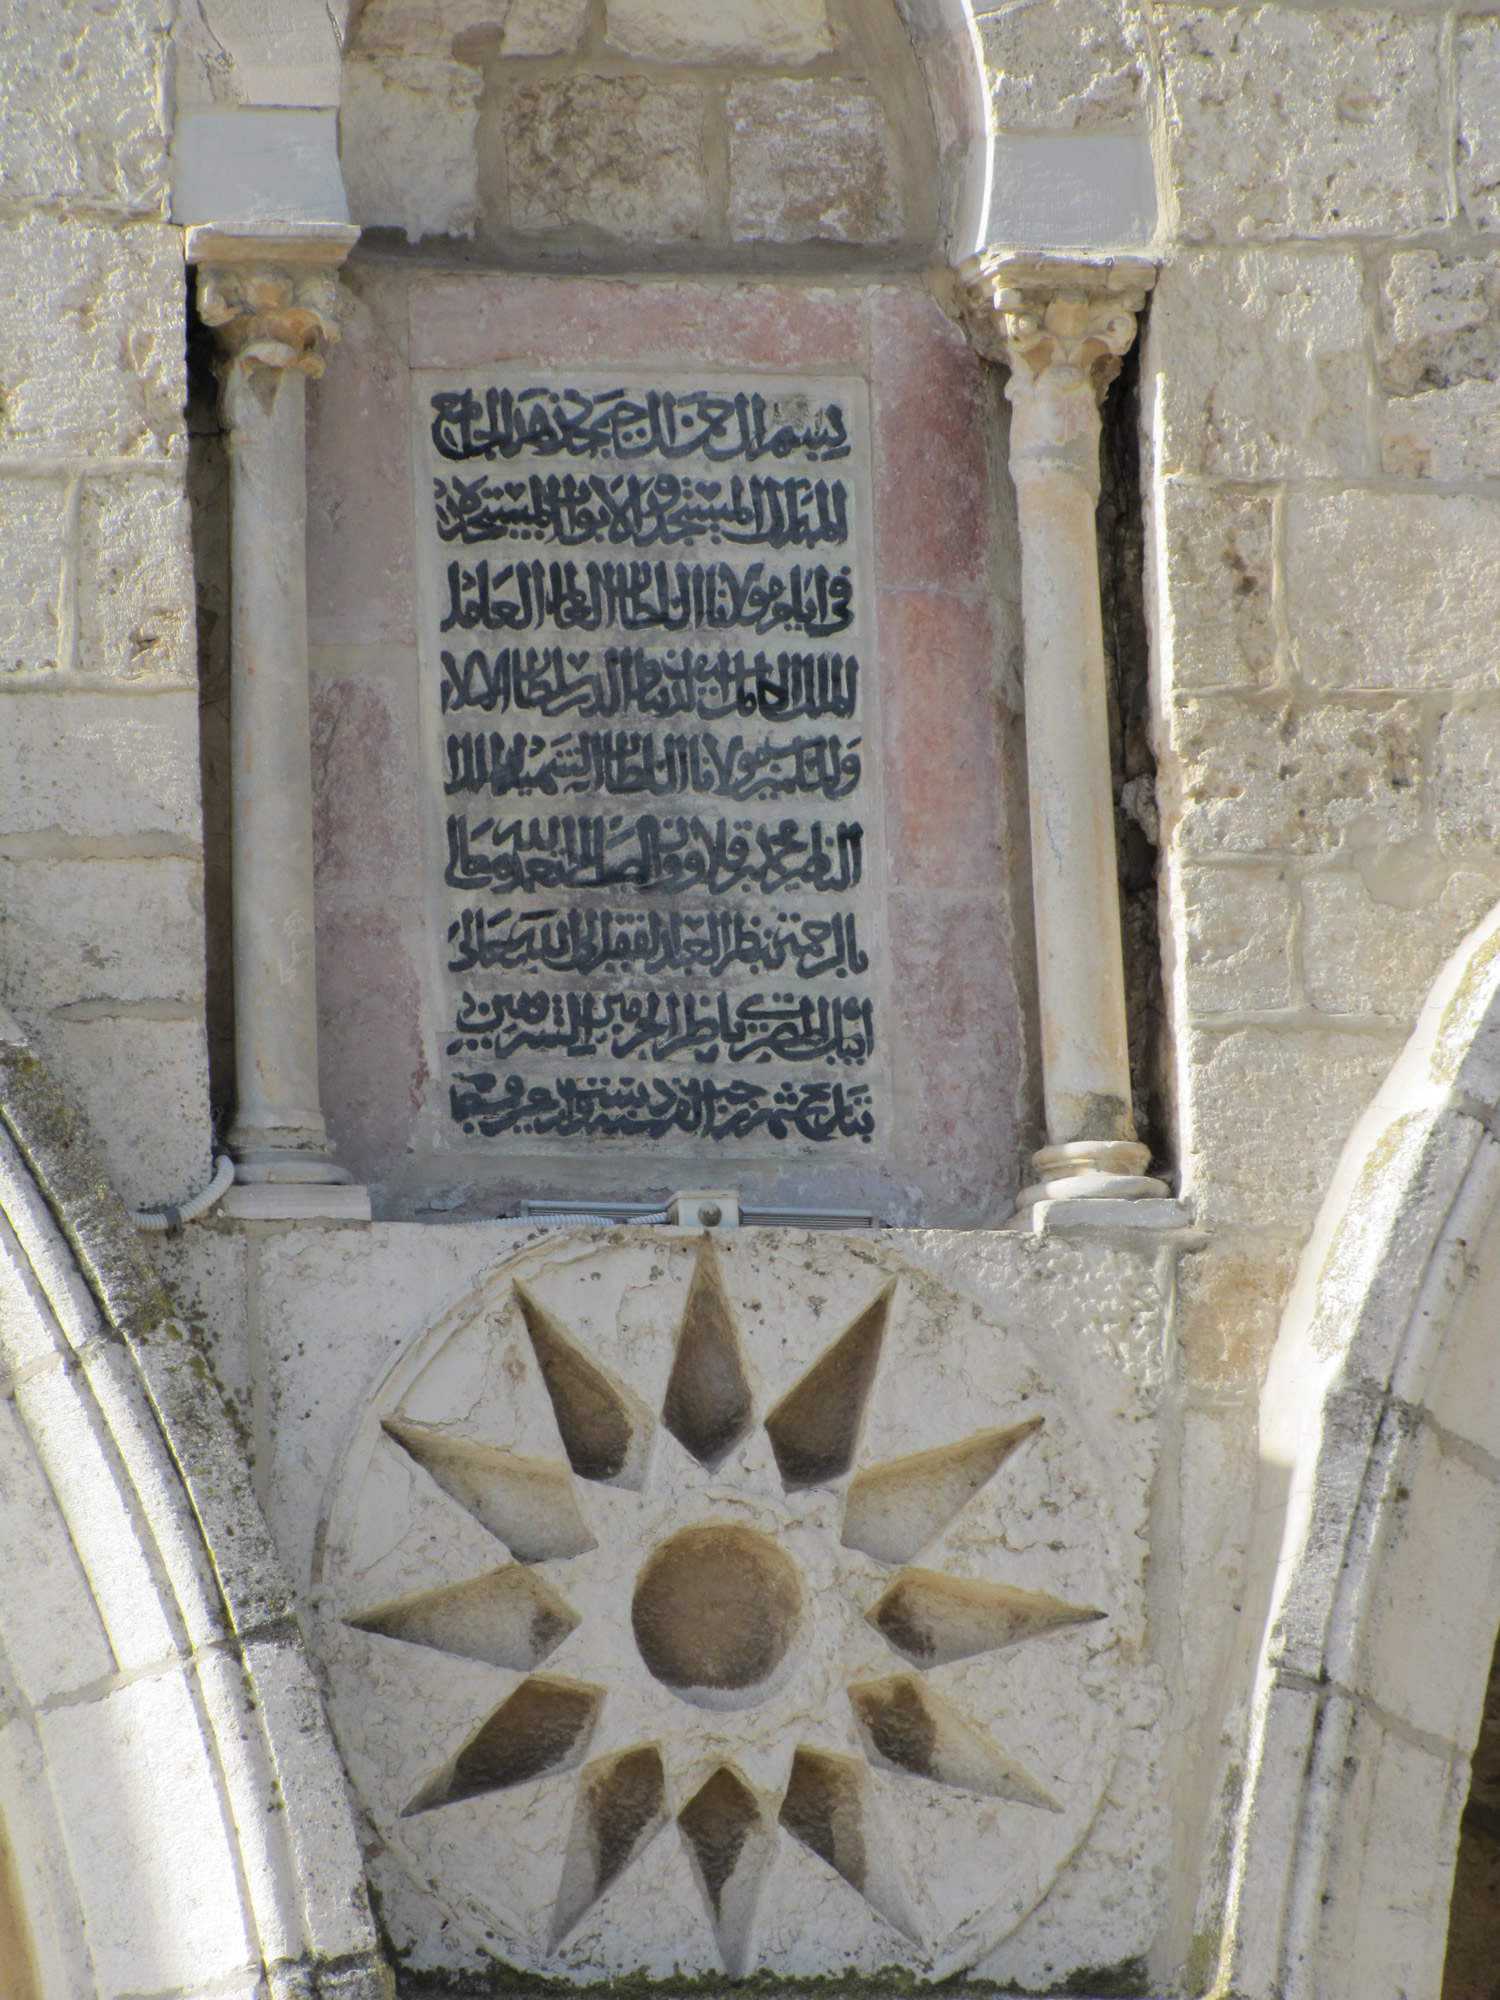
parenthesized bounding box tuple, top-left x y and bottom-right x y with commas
(0, 1018, 387, 1998)
(1215, 904, 1500, 1998)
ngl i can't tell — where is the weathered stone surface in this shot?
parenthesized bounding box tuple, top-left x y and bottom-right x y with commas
(0, 693, 201, 840)
(0, 859, 204, 1017)
(341, 53, 482, 244)
(506, 77, 710, 240)
(317, 906, 427, 1188)
(1170, 696, 1423, 857)
(1301, 870, 1496, 1020)
(1382, 377, 1500, 481)
(0, 4, 168, 212)
(604, 0, 834, 65)
(409, 273, 865, 370)
(1150, 251, 1370, 480)
(1379, 250, 1500, 394)
(1173, 1231, 1300, 1386)
(1160, 6, 1446, 241)
(1434, 701, 1500, 857)
(1180, 864, 1294, 1013)
(1286, 493, 1500, 692)
(502, 0, 590, 56)
(882, 592, 1002, 891)
(0, 219, 185, 458)
(1158, 484, 1276, 692)
(1459, 16, 1500, 230)
(981, 0, 1146, 133)
(44, 1015, 211, 1210)
(728, 81, 901, 244)
(0, 478, 66, 676)
(76, 476, 194, 685)
(1185, 1024, 1401, 1227)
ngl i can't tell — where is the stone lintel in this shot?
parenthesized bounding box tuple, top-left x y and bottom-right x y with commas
(185, 221, 361, 268)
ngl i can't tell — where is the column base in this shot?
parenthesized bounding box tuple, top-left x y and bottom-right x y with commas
(1016, 1138, 1167, 1210)
(221, 1182, 371, 1223)
(231, 1152, 353, 1185)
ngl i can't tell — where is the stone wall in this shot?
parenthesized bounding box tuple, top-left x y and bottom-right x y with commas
(0, 8, 211, 1210)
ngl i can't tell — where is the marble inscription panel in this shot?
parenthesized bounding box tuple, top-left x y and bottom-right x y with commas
(414, 373, 886, 1157)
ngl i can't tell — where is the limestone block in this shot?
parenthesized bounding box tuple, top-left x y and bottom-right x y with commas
(0, 1400, 115, 1706)
(605, 0, 834, 64)
(341, 54, 482, 244)
(144, 1231, 253, 1461)
(1425, 1197, 1500, 1462)
(352, 0, 505, 55)
(882, 592, 1003, 890)
(1185, 1025, 1401, 1227)
(506, 78, 710, 240)
(1300, 871, 1496, 1020)
(1459, 16, 1500, 230)
(176, 0, 344, 107)
(1180, 864, 1293, 1013)
(42, 1015, 211, 1210)
(1160, 6, 1446, 241)
(1172, 1231, 1299, 1386)
(1434, 701, 1500, 857)
(0, 692, 201, 840)
(1149, 251, 1370, 480)
(312, 671, 422, 893)
(0, 2, 168, 211)
(37, 1673, 256, 1995)
(1382, 377, 1500, 481)
(0, 219, 185, 459)
(1286, 492, 1500, 691)
(0, 859, 205, 1017)
(502, 0, 590, 56)
(728, 82, 901, 245)
(1170, 696, 1423, 857)
(1378, 250, 1500, 395)
(316, 905, 427, 1185)
(77, 475, 194, 685)
(1158, 485, 1276, 691)
(981, 0, 1146, 133)
(0, 479, 65, 676)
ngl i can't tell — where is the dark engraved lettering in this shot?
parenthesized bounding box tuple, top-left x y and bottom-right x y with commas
(430, 386, 851, 465)
(440, 645, 859, 723)
(448, 989, 874, 1066)
(446, 905, 867, 981)
(444, 813, 863, 897)
(434, 470, 850, 552)
(442, 728, 861, 804)
(439, 558, 854, 640)
(449, 1072, 875, 1143)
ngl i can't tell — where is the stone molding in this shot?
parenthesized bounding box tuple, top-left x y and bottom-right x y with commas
(956, 251, 1156, 398)
(197, 262, 345, 378)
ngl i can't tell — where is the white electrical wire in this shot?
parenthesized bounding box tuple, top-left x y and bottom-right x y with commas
(525, 1210, 671, 1229)
(131, 1153, 236, 1233)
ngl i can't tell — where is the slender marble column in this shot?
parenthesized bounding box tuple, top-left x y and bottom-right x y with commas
(959, 253, 1164, 1206)
(198, 259, 350, 1185)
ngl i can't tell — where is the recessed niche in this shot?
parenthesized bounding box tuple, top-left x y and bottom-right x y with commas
(848, 1674, 1059, 1811)
(765, 1284, 893, 1489)
(678, 1766, 773, 1977)
(841, 1420, 1044, 1564)
(779, 1746, 917, 1940)
(347, 1564, 579, 1672)
(631, 1524, 801, 1706)
(868, 1567, 1103, 1668)
(661, 1250, 753, 1469)
(551, 1745, 669, 1949)
(404, 1675, 602, 1814)
(382, 1418, 596, 1561)
(515, 1284, 652, 1488)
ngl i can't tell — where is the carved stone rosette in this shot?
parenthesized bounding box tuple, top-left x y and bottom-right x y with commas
(957, 254, 1163, 1207)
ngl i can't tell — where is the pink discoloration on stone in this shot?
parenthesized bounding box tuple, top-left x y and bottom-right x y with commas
(307, 311, 416, 645)
(310, 670, 421, 893)
(316, 905, 428, 1183)
(410, 276, 864, 371)
(881, 588, 1002, 891)
(889, 894, 1019, 1219)
(870, 289, 992, 595)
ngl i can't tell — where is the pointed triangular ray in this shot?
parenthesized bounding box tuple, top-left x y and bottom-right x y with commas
(381, 1419, 595, 1561)
(778, 1745, 918, 1941)
(867, 1567, 1102, 1668)
(515, 1284, 653, 1488)
(404, 1674, 602, 1814)
(841, 1420, 1044, 1563)
(662, 1248, 753, 1469)
(677, 1765, 774, 1976)
(348, 1564, 581, 1673)
(550, 1745, 669, 1948)
(848, 1674, 1060, 1811)
(764, 1283, 893, 1489)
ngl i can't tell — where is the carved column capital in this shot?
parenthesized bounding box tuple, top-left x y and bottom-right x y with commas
(955, 252, 1157, 401)
(196, 263, 345, 378)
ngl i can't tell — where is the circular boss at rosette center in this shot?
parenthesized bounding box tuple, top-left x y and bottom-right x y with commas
(631, 1523, 802, 1700)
